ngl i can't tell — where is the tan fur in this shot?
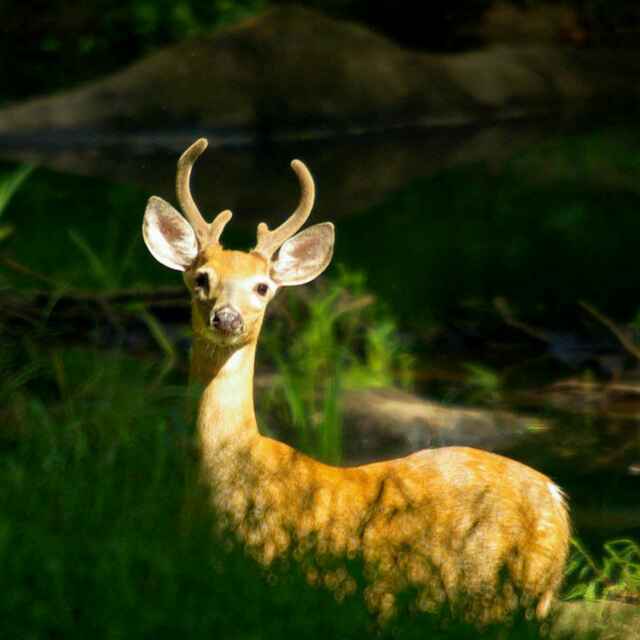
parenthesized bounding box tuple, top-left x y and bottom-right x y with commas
(188, 247, 570, 626)
(200, 246, 269, 278)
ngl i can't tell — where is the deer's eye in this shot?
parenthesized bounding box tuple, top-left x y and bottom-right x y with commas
(255, 282, 269, 297)
(194, 271, 209, 293)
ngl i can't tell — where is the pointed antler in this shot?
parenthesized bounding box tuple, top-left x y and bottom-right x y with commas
(253, 159, 315, 261)
(176, 138, 232, 248)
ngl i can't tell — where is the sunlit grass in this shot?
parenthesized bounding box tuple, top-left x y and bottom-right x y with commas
(463, 363, 504, 405)
(565, 538, 640, 604)
(262, 267, 414, 464)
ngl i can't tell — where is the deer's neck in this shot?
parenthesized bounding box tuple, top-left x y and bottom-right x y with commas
(190, 336, 260, 464)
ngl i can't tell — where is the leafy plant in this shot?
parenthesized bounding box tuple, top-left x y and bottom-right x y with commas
(262, 267, 414, 464)
(463, 363, 503, 405)
(565, 537, 640, 604)
(0, 0, 268, 103)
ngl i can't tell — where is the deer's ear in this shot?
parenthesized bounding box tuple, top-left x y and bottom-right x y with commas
(270, 223, 334, 286)
(143, 196, 198, 271)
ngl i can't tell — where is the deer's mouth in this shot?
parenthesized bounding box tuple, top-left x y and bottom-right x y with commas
(196, 326, 248, 349)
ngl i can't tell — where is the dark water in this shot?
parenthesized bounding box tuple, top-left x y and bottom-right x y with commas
(2, 118, 640, 545)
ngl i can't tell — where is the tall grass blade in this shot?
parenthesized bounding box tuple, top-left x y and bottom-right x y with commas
(68, 229, 113, 288)
(0, 164, 33, 217)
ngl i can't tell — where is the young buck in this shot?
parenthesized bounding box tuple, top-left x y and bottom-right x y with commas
(142, 139, 570, 625)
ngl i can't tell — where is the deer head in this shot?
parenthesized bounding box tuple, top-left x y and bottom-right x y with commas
(142, 139, 335, 349)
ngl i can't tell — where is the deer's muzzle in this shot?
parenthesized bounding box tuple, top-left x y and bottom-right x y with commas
(210, 305, 244, 335)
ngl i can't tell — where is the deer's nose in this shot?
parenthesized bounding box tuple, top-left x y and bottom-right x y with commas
(210, 305, 244, 335)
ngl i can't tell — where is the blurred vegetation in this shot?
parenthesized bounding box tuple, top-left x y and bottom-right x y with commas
(0, 164, 32, 244)
(566, 538, 640, 603)
(0, 0, 266, 104)
(2, 0, 640, 105)
(4, 125, 640, 328)
(276, 0, 640, 49)
(463, 363, 504, 406)
(262, 267, 414, 464)
(0, 164, 169, 290)
(339, 125, 640, 331)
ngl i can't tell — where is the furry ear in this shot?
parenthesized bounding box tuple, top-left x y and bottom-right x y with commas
(270, 223, 334, 286)
(143, 196, 198, 271)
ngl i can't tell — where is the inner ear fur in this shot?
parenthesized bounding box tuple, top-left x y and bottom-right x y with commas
(143, 196, 199, 271)
(270, 223, 334, 287)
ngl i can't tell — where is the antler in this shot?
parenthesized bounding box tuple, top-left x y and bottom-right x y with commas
(253, 159, 315, 260)
(176, 138, 232, 247)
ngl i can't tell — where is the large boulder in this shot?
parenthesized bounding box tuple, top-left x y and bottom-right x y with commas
(340, 386, 539, 462)
(0, 7, 638, 138)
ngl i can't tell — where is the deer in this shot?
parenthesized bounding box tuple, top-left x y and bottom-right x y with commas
(142, 139, 570, 626)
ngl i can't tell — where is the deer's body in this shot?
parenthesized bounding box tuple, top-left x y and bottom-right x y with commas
(143, 140, 570, 625)
(192, 309, 569, 622)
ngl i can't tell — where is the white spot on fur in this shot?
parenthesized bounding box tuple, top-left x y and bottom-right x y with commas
(548, 482, 565, 506)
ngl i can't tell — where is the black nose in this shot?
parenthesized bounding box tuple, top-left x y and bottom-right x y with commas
(210, 306, 244, 335)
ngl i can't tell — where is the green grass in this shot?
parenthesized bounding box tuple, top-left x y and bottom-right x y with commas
(1, 342, 363, 639)
(565, 538, 640, 603)
(261, 267, 414, 464)
(0, 164, 32, 244)
(1, 165, 155, 291)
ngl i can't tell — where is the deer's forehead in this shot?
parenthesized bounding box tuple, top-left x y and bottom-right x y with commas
(200, 247, 269, 278)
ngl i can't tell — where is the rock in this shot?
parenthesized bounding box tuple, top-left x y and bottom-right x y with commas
(340, 387, 541, 462)
(0, 7, 638, 139)
(255, 377, 543, 464)
(0, 7, 455, 135)
(0, 121, 567, 229)
(550, 600, 640, 639)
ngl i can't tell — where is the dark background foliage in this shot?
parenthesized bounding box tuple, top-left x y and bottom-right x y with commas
(2, 0, 640, 103)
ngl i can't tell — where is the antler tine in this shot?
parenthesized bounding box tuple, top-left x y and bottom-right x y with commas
(209, 209, 233, 245)
(176, 138, 210, 246)
(176, 138, 232, 247)
(253, 159, 315, 260)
